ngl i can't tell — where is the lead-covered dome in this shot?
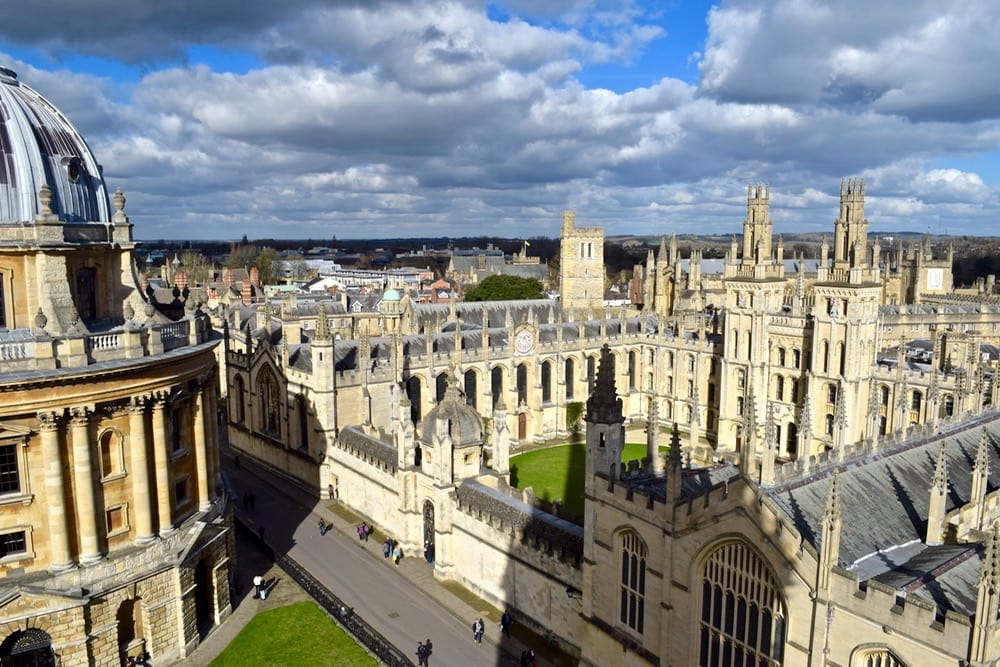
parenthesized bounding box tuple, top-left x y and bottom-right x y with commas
(0, 67, 111, 224)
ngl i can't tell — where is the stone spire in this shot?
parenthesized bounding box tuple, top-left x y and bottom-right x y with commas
(315, 303, 331, 341)
(970, 523, 1000, 665)
(667, 422, 683, 499)
(973, 429, 991, 530)
(818, 471, 842, 591)
(586, 344, 623, 425)
(926, 442, 949, 545)
(646, 399, 664, 473)
(760, 402, 777, 485)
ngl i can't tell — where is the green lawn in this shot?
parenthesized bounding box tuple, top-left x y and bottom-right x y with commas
(209, 601, 377, 667)
(510, 444, 668, 517)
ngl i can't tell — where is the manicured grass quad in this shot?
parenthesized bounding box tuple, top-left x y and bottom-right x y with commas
(210, 600, 377, 667)
(510, 444, 667, 517)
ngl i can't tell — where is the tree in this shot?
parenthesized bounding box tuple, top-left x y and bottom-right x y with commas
(464, 275, 545, 301)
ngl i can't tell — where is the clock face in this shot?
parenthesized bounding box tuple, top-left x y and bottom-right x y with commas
(514, 329, 535, 355)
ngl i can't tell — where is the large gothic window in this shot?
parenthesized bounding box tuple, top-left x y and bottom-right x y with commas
(699, 541, 785, 666)
(619, 531, 646, 634)
(541, 361, 552, 403)
(258, 371, 281, 436)
(464, 370, 477, 409)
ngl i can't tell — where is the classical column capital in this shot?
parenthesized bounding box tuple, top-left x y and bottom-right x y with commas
(36, 410, 62, 431)
(129, 395, 150, 414)
(69, 406, 92, 426)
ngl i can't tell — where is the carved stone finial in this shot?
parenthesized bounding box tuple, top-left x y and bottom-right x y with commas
(34, 308, 47, 331)
(123, 302, 135, 321)
(114, 187, 126, 214)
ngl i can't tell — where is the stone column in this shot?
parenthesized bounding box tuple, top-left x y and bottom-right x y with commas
(193, 386, 212, 511)
(70, 407, 101, 565)
(204, 375, 220, 499)
(128, 397, 156, 543)
(151, 395, 175, 536)
(38, 411, 73, 572)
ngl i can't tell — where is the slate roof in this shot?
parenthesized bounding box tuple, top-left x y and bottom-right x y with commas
(337, 426, 397, 470)
(456, 480, 583, 557)
(764, 413, 1000, 616)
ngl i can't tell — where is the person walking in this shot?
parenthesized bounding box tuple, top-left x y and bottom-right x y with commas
(358, 523, 366, 541)
(252, 574, 263, 600)
(382, 538, 391, 560)
(501, 610, 512, 639)
(424, 638, 433, 666)
(472, 617, 484, 644)
(392, 545, 402, 566)
(415, 641, 427, 666)
(318, 518, 327, 535)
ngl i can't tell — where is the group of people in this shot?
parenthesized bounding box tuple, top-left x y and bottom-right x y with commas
(382, 537, 403, 566)
(415, 638, 433, 666)
(422, 540, 435, 563)
(357, 522, 371, 542)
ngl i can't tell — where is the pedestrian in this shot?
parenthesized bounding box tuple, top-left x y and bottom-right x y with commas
(501, 610, 512, 638)
(257, 524, 265, 540)
(382, 538, 391, 559)
(252, 574, 263, 599)
(358, 523, 365, 541)
(328, 483, 335, 500)
(415, 641, 427, 667)
(472, 617, 484, 643)
(528, 648, 536, 666)
(393, 545, 402, 566)
(423, 540, 429, 562)
(318, 518, 327, 535)
(424, 638, 433, 665)
(363, 523, 370, 542)
(427, 541, 435, 563)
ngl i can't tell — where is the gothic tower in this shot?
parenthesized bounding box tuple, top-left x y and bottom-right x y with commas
(559, 210, 605, 315)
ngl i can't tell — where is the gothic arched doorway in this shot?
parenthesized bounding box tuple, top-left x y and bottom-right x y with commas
(1, 628, 55, 667)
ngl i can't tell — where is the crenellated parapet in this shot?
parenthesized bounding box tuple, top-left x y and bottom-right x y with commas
(335, 426, 398, 474)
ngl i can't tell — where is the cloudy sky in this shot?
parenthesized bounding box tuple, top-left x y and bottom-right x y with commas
(2, 0, 998, 240)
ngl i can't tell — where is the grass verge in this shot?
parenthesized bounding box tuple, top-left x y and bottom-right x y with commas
(208, 600, 376, 667)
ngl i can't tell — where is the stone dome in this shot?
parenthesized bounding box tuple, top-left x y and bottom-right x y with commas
(421, 374, 483, 448)
(0, 67, 112, 224)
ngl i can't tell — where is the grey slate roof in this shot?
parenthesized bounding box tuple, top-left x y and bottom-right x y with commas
(456, 480, 583, 557)
(337, 426, 397, 470)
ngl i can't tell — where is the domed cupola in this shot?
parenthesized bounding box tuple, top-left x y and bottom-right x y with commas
(420, 367, 484, 483)
(0, 67, 111, 224)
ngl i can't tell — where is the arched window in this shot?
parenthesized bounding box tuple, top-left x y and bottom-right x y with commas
(737, 369, 746, 389)
(786, 423, 798, 458)
(789, 378, 799, 403)
(880, 385, 890, 407)
(822, 341, 829, 373)
(491, 367, 504, 408)
(233, 375, 246, 424)
(853, 648, 906, 667)
(775, 376, 784, 401)
(564, 358, 575, 400)
(435, 373, 448, 403)
(838, 342, 846, 376)
(825, 413, 835, 435)
(464, 370, 477, 409)
(628, 351, 636, 389)
(0, 628, 55, 667)
(827, 384, 838, 405)
(792, 349, 801, 368)
(258, 370, 281, 436)
(942, 394, 954, 417)
(516, 364, 528, 406)
(665, 351, 674, 368)
(736, 397, 744, 416)
(699, 541, 785, 666)
(777, 347, 786, 366)
(541, 361, 552, 404)
(404, 376, 423, 424)
(619, 531, 646, 634)
(587, 356, 596, 394)
(911, 391, 922, 412)
(731, 330, 739, 357)
(688, 354, 696, 372)
(100, 429, 124, 479)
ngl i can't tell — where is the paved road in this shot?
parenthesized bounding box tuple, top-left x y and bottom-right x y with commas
(228, 455, 551, 667)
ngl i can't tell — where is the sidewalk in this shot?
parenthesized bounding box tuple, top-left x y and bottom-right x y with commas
(179, 447, 565, 666)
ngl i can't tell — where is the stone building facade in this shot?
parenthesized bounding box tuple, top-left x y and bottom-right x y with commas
(0, 68, 231, 666)
(223, 180, 1000, 662)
